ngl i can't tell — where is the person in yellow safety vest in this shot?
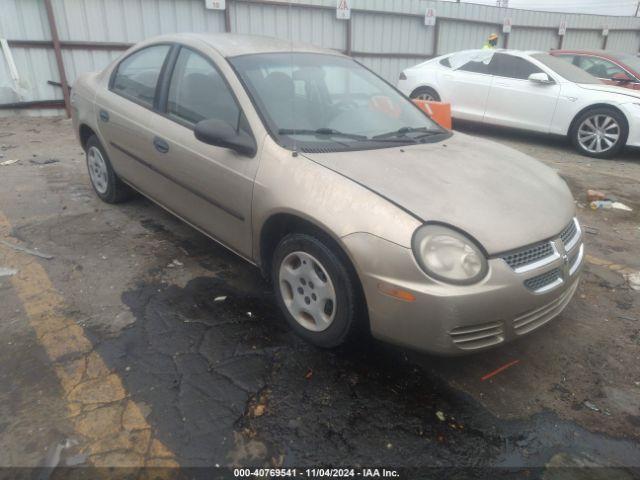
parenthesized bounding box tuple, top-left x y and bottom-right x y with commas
(483, 33, 499, 49)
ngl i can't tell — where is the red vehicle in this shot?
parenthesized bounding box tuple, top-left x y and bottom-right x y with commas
(551, 49, 640, 90)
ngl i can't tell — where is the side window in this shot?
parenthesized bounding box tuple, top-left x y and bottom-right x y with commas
(578, 56, 626, 79)
(449, 51, 493, 74)
(489, 54, 543, 80)
(111, 45, 170, 107)
(167, 48, 241, 129)
(439, 57, 451, 68)
(458, 60, 490, 74)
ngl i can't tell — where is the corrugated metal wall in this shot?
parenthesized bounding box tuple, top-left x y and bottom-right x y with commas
(352, 11, 433, 55)
(607, 30, 640, 52)
(232, 1, 346, 49)
(507, 28, 558, 51)
(2, 0, 640, 116)
(436, 19, 495, 55)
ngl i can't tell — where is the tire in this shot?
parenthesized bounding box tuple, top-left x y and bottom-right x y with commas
(271, 232, 362, 348)
(410, 86, 441, 102)
(85, 135, 133, 203)
(570, 107, 628, 159)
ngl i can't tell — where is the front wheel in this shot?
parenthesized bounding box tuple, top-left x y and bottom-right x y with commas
(570, 108, 627, 158)
(271, 233, 361, 348)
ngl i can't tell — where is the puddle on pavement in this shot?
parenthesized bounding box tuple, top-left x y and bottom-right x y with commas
(78, 273, 640, 471)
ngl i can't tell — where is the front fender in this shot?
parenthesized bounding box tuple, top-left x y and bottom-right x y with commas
(251, 138, 421, 265)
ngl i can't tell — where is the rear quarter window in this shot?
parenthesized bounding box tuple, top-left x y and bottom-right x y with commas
(111, 45, 170, 108)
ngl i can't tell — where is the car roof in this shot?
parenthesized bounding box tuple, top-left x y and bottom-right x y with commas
(445, 49, 546, 57)
(164, 32, 343, 58)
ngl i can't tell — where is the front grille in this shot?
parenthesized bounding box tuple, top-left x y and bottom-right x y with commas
(502, 242, 554, 270)
(560, 220, 577, 246)
(449, 321, 504, 350)
(501, 218, 580, 272)
(513, 281, 578, 334)
(524, 268, 561, 292)
(569, 243, 584, 276)
(561, 218, 580, 252)
(568, 245, 580, 266)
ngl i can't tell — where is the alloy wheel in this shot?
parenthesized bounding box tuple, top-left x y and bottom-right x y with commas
(577, 114, 620, 154)
(278, 251, 337, 332)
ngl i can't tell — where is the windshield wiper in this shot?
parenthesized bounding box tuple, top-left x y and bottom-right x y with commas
(278, 128, 367, 140)
(372, 126, 435, 140)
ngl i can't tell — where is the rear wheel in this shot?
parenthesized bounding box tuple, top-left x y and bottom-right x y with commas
(85, 135, 133, 203)
(410, 86, 440, 102)
(272, 233, 361, 348)
(570, 108, 627, 158)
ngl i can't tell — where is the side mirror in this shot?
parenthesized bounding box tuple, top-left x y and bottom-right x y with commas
(611, 72, 633, 83)
(194, 119, 256, 156)
(528, 72, 554, 84)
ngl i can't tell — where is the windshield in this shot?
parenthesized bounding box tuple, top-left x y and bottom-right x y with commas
(229, 53, 447, 152)
(531, 53, 602, 84)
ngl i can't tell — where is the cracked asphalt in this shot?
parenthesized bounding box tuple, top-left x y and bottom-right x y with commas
(0, 117, 639, 476)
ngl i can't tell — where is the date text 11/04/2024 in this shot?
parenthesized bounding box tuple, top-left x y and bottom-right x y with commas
(233, 468, 400, 477)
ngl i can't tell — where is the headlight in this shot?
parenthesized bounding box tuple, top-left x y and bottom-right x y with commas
(412, 224, 488, 284)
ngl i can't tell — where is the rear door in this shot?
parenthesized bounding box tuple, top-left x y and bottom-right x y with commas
(483, 53, 560, 133)
(145, 46, 259, 258)
(446, 52, 493, 122)
(95, 44, 172, 185)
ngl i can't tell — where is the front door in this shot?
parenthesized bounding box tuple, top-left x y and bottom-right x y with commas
(483, 53, 560, 133)
(445, 52, 494, 122)
(145, 47, 260, 258)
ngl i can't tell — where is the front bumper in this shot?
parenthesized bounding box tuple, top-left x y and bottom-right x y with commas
(342, 224, 584, 356)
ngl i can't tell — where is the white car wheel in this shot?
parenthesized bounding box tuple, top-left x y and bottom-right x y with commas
(571, 108, 627, 159)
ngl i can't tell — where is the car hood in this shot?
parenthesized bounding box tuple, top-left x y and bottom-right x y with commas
(576, 82, 640, 100)
(302, 133, 574, 255)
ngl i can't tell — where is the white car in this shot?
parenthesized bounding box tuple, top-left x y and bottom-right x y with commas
(397, 49, 640, 158)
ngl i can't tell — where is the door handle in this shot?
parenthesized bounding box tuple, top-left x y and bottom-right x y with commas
(153, 137, 169, 154)
(99, 109, 109, 122)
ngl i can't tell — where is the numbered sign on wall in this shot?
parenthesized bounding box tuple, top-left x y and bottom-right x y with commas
(205, 0, 226, 10)
(558, 20, 567, 36)
(336, 0, 351, 20)
(502, 17, 512, 34)
(424, 8, 436, 27)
